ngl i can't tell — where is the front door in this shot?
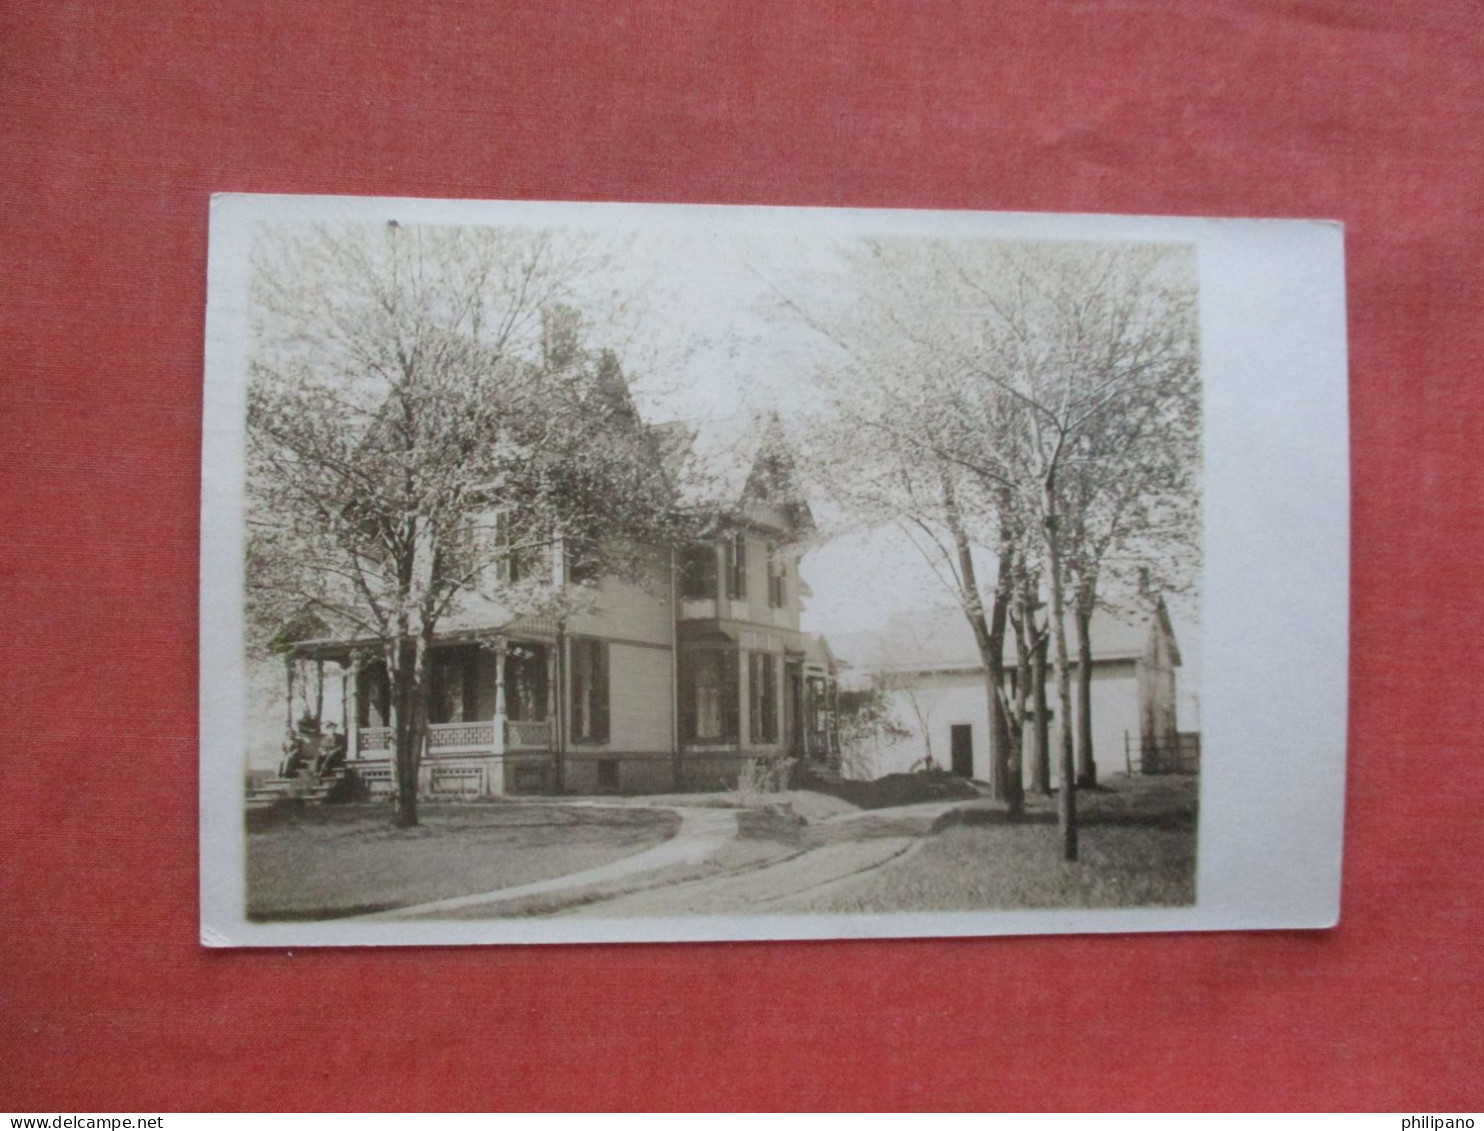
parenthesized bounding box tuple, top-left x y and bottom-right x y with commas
(950, 724, 973, 778)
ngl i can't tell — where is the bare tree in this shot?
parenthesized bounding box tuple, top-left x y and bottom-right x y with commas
(246, 222, 672, 826)
(1061, 344, 1201, 786)
(791, 236, 1198, 858)
(923, 241, 1199, 857)
(793, 244, 1030, 809)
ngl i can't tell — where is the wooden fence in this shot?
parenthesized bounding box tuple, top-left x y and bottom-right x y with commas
(1125, 731, 1201, 775)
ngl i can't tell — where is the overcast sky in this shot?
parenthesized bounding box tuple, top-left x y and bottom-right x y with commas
(597, 225, 1202, 722)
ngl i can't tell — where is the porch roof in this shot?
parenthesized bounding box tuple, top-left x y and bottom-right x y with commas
(287, 603, 560, 660)
(677, 620, 839, 673)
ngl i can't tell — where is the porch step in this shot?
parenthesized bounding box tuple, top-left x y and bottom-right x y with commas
(246, 769, 346, 807)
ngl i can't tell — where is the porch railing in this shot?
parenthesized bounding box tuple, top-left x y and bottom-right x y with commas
(428, 722, 495, 751)
(355, 719, 552, 757)
(506, 718, 552, 750)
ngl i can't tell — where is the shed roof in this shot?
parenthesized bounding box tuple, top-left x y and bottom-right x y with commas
(827, 603, 1174, 680)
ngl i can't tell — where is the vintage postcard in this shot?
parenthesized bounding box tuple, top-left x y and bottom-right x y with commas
(200, 195, 1348, 946)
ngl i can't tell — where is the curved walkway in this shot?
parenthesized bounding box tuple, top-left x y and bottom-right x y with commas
(561, 798, 978, 918)
(562, 835, 918, 918)
(358, 806, 739, 921)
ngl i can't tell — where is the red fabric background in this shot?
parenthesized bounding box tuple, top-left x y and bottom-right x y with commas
(2, 0, 1480, 1112)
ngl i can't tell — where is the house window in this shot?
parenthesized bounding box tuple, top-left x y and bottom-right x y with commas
(724, 534, 747, 600)
(749, 652, 778, 744)
(570, 638, 610, 743)
(766, 544, 786, 609)
(680, 544, 718, 600)
(498, 510, 549, 584)
(566, 531, 600, 585)
(679, 649, 739, 743)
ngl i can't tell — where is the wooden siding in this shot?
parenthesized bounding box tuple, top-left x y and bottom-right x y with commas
(605, 641, 675, 753)
(850, 660, 1142, 785)
(566, 544, 673, 647)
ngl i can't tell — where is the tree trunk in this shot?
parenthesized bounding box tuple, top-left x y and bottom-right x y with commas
(1075, 602, 1097, 788)
(986, 551, 1019, 810)
(390, 521, 438, 827)
(942, 479, 1017, 809)
(1010, 596, 1030, 808)
(554, 623, 568, 794)
(388, 635, 429, 828)
(1043, 478, 1077, 861)
(1019, 580, 1051, 796)
(1032, 630, 1051, 795)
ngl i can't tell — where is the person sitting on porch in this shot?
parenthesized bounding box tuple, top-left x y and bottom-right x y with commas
(315, 722, 346, 777)
(278, 734, 307, 778)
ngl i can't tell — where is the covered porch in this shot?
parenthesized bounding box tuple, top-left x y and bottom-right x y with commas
(288, 632, 560, 798)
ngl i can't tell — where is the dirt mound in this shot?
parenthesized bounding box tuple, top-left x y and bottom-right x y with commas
(802, 770, 981, 811)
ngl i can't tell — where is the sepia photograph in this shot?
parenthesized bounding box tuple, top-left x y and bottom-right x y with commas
(200, 196, 1347, 946)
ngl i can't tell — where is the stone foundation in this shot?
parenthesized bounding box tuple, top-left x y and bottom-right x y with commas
(347, 750, 783, 798)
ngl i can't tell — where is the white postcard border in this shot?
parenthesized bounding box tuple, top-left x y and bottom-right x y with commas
(200, 195, 1349, 947)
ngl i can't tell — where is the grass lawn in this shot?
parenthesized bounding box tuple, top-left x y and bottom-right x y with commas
(796, 773, 1198, 913)
(246, 802, 680, 920)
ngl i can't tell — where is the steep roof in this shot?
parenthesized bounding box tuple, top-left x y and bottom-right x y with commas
(828, 604, 1174, 679)
(657, 415, 761, 508)
(656, 411, 815, 535)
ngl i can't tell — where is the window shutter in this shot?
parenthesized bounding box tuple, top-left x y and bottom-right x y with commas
(762, 654, 777, 743)
(594, 642, 610, 743)
(571, 644, 584, 738)
(678, 656, 697, 744)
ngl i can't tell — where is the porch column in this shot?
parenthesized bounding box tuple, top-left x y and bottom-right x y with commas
(776, 655, 786, 750)
(346, 652, 361, 763)
(488, 637, 507, 796)
(493, 639, 508, 745)
(545, 643, 558, 740)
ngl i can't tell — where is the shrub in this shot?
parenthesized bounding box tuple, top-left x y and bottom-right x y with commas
(735, 755, 793, 806)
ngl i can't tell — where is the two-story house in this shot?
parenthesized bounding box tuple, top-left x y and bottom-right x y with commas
(669, 417, 840, 787)
(280, 415, 839, 799)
